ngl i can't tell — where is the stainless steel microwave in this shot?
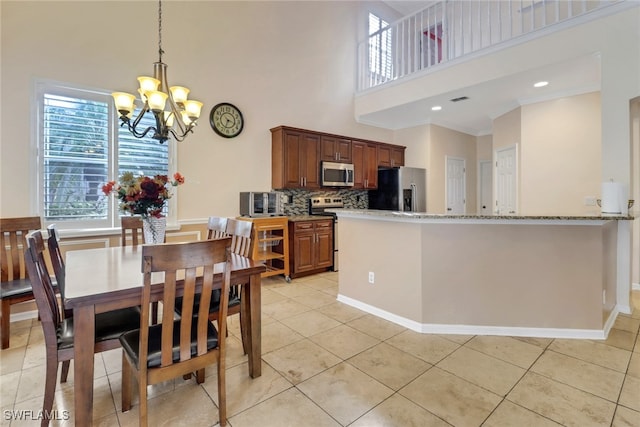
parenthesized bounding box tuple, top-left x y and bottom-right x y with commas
(321, 161, 354, 187)
(239, 192, 283, 217)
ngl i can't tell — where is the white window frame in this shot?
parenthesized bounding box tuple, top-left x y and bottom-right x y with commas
(31, 79, 178, 232)
(368, 12, 394, 83)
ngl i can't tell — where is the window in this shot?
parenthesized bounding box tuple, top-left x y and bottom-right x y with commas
(33, 81, 174, 230)
(368, 12, 393, 83)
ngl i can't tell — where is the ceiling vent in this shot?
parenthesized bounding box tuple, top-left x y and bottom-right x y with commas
(450, 96, 469, 102)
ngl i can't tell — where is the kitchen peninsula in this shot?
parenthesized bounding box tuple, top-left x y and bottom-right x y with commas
(335, 210, 634, 339)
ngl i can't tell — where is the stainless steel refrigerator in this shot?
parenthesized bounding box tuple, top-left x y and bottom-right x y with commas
(368, 167, 427, 212)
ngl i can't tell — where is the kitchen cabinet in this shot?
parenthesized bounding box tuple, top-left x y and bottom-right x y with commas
(352, 140, 378, 189)
(288, 218, 333, 278)
(378, 143, 405, 167)
(320, 135, 352, 162)
(245, 216, 290, 281)
(272, 125, 405, 190)
(272, 126, 320, 189)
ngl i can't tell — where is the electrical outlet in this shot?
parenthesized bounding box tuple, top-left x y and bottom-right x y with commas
(368, 272, 375, 284)
(585, 196, 597, 206)
(602, 289, 606, 304)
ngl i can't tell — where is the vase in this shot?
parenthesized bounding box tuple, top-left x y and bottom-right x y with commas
(142, 216, 166, 244)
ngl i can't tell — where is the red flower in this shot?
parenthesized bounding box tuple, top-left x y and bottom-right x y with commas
(173, 173, 185, 185)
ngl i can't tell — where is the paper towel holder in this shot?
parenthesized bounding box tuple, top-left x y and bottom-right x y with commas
(596, 199, 634, 209)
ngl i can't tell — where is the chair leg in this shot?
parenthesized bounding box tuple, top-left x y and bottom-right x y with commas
(239, 308, 249, 355)
(1, 299, 11, 349)
(218, 354, 226, 426)
(121, 352, 132, 412)
(60, 360, 71, 383)
(42, 354, 59, 427)
(139, 371, 148, 427)
(195, 368, 205, 384)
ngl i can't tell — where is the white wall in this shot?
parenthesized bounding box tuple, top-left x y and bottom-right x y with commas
(0, 1, 393, 221)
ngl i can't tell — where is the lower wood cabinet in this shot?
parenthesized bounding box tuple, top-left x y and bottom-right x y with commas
(288, 219, 333, 279)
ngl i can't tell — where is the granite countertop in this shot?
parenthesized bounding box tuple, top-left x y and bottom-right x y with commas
(287, 215, 334, 222)
(330, 209, 635, 221)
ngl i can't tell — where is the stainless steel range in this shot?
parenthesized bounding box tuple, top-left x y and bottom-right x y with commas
(308, 196, 344, 271)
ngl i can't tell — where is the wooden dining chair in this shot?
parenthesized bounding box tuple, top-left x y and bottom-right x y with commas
(121, 216, 145, 246)
(1, 216, 42, 349)
(25, 231, 140, 427)
(119, 238, 233, 427)
(207, 216, 228, 239)
(175, 218, 254, 353)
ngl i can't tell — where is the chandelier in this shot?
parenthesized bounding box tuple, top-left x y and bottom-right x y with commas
(112, 0, 202, 144)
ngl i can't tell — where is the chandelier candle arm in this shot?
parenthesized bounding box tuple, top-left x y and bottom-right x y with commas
(111, 0, 202, 144)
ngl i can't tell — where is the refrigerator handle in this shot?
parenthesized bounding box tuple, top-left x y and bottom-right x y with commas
(410, 183, 417, 211)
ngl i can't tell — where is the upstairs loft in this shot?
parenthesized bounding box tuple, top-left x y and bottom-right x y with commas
(356, 0, 639, 135)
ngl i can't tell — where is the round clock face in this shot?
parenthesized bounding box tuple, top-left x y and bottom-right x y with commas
(210, 102, 244, 138)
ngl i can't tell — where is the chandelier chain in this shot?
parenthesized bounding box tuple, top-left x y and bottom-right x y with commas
(158, 0, 164, 62)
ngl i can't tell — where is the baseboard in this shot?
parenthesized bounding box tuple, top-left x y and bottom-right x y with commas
(633, 282, 640, 291)
(337, 294, 611, 340)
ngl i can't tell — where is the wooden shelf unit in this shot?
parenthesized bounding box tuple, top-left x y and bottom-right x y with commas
(244, 216, 290, 281)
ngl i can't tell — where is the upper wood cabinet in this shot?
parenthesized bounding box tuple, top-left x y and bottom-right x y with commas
(378, 143, 405, 167)
(320, 135, 352, 162)
(272, 126, 405, 189)
(272, 127, 320, 189)
(352, 140, 378, 189)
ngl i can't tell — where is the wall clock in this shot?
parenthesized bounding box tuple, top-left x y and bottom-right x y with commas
(209, 102, 244, 138)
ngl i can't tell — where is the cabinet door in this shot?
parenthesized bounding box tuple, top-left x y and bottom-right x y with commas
(321, 136, 352, 162)
(378, 144, 405, 167)
(301, 133, 321, 188)
(390, 146, 405, 166)
(364, 142, 378, 189)
(314, 221, 333, 268)
(377, 144, 392, 167)
(352, 141, 366, 189)
(293, 233, 315, 272)
(283, 130, 303, 188)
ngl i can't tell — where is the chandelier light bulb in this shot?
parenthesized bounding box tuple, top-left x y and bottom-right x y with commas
(183, 100, 203, 119)
(147, 91, 168, 111)
(164, 111, 175, 127)
(112, 92, 136, 114)
(170, 86, 190, 104)
(137, 76, 160, 95)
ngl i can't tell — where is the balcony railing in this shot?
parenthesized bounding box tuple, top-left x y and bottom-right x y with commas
(358, 0, 624, 91)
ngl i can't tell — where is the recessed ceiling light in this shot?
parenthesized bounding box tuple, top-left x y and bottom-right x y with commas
(534, 81, 549, 88)
(431, 105, 442, 111)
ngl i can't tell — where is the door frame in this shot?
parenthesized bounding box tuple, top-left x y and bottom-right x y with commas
(495, 144, 518, 215)
(478, 160, 492, 214)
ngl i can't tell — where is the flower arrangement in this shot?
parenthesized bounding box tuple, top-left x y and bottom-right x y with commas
(102, 172, 185, 218)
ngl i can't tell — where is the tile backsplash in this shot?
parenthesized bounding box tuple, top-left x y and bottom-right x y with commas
(278, 189, 368, 215)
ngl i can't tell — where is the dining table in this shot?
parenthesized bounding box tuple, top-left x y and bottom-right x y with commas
(64, 245, 266, 426)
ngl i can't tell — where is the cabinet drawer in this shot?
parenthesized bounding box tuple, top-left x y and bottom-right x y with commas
(294, 222, 315, 232)
(314, 220, 333, 230)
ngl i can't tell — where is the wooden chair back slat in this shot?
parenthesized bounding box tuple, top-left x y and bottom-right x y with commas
(207, 217, 228, 240)
(225, 219, 254, 258)
(1, 217, 41, 282)
(121, 216, 144, 247)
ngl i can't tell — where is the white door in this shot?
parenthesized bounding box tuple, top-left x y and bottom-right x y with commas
(496, 146, 517, 215)
(479, 161, 492, 215)
(446, 156, 465, 214)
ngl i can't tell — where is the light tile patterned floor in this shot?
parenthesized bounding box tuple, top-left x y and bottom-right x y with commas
(1, 272, 639, 427)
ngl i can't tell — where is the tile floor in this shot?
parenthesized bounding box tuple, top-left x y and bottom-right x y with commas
(1, 272, 639, 426)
